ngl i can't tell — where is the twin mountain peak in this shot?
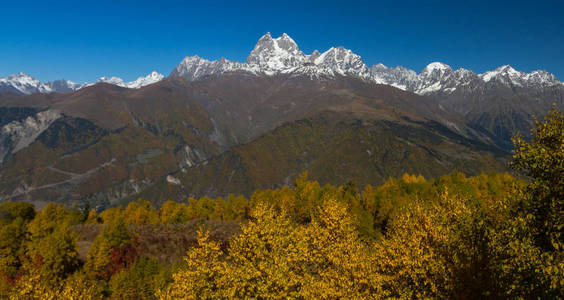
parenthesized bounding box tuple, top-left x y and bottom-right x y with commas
(2, 32, 562, 95)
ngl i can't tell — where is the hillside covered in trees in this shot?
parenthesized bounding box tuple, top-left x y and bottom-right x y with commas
(0, 109, 562, 298)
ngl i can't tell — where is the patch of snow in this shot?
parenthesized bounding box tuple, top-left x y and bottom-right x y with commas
(417, 81, 444, 94)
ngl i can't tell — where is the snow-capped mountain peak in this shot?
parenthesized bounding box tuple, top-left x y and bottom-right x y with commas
(96, 71, 165, 89)
(498, 65, 518, 73)
(8, 72, 40, 85)
(98, 76, 126, 86)
(370, 65, 419, 90)
(523, 70, 559, 86)
(477, 65, 560, 88)
(127, 71, 165, 88)
(415, 62, 458, 94)
(0, 69, 165, 95)
(44, 80, 83, 93)
(277, 33, 300, 51)
(313, 46, 370, 78)
(7, 33, 557, 97)
(422, 62, 452, 73)
(373, 63, 388, 70)
(169, 32, 562, 94)
(246, 32, 306, 73)
(171, 33, 375, 80)
(0, 73, 52, 95)
(249, 32, 301, 54)
(170, 55, 247, 80)
(481, 65, 520, 82)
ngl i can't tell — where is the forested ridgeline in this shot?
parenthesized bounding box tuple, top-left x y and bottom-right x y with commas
(0, 109, 562, 299)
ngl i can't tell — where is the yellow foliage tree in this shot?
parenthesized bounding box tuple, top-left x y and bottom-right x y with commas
(158, 200, 191, 224)
(221, 203, 301, 298)
(21, 203, 80, 290)
(373, 193, 454, 298)
(99, 206, 124, 224)
(84, 209, 102, 224)
(57, 273, 104, 300)
(373, 187, 512, 298)
(9, 272, 58, 300)
(124, 199, 158, 225)
(161, 200, 387, 299)
(158, 230, 225, 299)
(84, 217, 131, 279)
(297, 199, 387, 298)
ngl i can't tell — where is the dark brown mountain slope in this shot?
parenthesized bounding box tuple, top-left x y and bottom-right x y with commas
(129, 110, 508, 204)
(427, 83, 564, 149)
(0, 75, 509, 208)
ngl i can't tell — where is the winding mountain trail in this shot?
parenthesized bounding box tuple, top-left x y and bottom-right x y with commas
(1, 158, 116, 200)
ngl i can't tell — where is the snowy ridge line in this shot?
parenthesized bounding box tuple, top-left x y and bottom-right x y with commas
(2, 33, 561, 96)
(0, 71, 165, 95)
(87, 71, 165, 89)
(172, 32, 563, 95)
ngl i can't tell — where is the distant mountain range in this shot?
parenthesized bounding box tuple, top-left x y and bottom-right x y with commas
(1, 32, 561, 96)
(0, 71, 164, 95)
(171, 32, 562, 94)
(0, 33, 562, 208)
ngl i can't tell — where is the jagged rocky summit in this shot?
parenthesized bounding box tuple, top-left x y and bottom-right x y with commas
(0, 73, 81, 95)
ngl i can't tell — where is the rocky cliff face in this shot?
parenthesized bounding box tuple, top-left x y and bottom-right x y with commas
(0, 109, 61, 163)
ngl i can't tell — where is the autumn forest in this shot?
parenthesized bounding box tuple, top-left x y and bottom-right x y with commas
(0, 109, 562, 299)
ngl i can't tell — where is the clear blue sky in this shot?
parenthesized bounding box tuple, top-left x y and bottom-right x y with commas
(1, 0, 562, 83)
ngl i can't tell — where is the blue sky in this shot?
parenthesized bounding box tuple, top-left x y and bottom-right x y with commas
(1, 0, 562, 82)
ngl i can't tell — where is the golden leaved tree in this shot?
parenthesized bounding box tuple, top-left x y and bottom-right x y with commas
(157, 230, 225, 299)
(160, 200, 388, 299)
(373, 188, 506, 298)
